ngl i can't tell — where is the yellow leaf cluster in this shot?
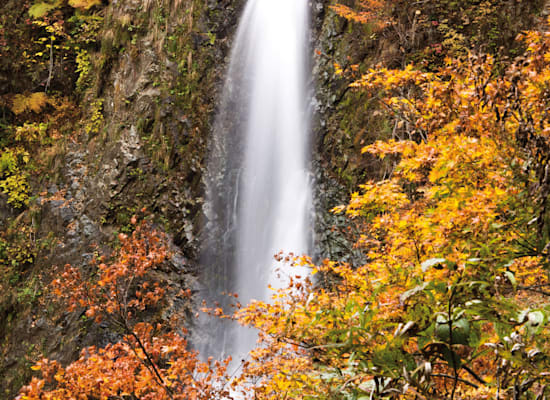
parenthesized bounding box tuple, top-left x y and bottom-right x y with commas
(230, 17, 550, 400)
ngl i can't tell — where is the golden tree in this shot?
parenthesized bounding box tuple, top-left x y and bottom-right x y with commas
(231, 19, 550, 400)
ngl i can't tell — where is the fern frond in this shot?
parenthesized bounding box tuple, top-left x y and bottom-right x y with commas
(28, 0, 62, 18)
(11, 92, 49, 115)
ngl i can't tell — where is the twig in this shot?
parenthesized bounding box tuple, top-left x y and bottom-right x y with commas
(431, 374, 479, 389)
(448, 289, 458, 400)
(45, 36, 54, 93)
(130, 330, 175, 399)
(517, 286, 550, 297)
(463, 365, 487, 385)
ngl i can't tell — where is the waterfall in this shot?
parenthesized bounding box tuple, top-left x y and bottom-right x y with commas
(199, 0, 311, 365)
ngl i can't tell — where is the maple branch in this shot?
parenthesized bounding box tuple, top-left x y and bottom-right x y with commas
(129, 330, 174, 400)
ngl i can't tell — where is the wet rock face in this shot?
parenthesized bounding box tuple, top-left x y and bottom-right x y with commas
(51, 0, 249, 279)
(65, 0, 249, 258)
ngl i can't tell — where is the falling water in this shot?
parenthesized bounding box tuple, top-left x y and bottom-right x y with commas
(199, 0, 311, 364)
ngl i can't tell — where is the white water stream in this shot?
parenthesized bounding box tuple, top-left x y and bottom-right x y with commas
(200, 0, 311, 365)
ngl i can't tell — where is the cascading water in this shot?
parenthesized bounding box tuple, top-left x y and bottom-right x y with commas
(198, 0, 311, 364)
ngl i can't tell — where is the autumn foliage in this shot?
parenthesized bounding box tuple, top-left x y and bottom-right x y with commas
(13, 2, 550, 400)
(19, 325, 229, 400)
(17, 219, 231, 400)
(50, 218, 170, 323)
(227, 18, 550, 400)
(331, 0, 391, 31)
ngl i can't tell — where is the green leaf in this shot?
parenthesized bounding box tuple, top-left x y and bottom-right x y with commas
(504, 271, 517, 289)
(516, 309, 529, 324)
(421, 258, 447, 272)
(28, 1, 62, 18)
(528, 311, 544, 327)
(452, 317, 470, 345)
(468, 326, 481, 348)
(495, 321, 512, 339)
(399, 282, 428, 304)
(442, 346, 462, 369)
(436, 316, 470, 345)
(436, 315, 451, 341)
